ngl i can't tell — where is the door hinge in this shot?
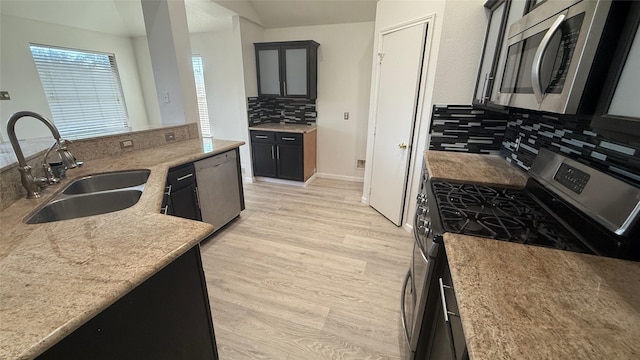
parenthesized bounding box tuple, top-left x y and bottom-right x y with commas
(378, 53, 385, 64)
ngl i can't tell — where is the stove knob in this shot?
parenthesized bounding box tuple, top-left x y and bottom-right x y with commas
(417, 219, 427, 235)
(417, 207, 427, 216)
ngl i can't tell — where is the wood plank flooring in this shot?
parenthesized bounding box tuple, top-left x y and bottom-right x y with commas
(200, 178, 413, 360)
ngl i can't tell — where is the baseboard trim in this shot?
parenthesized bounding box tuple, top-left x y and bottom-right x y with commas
(254, 175, 317, 187)
(244, 176, 255, 184)
(316, 173, 364, 182)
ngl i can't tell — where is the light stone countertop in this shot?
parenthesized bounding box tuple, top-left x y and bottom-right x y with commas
(443, 234, 640, 360)
(0, 138, 244, 360)
(425, 150, 528, 188)
(249, 123, 317, 133)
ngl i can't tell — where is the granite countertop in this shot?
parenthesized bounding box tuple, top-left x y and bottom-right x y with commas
(424, 150, 528, 188)
(249, 123, 317, 133)
(444, 234, 640, 360)
(0, 138, 244, 360)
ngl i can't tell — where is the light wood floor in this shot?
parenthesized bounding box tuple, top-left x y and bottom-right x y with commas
(200, 178, 413, 360)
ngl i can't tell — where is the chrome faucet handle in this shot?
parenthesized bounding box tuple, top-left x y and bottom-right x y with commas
(17, 166, 44, 199)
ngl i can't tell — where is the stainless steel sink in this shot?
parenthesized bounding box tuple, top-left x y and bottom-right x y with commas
(25, 169, 151, 224)
(62, 170, 150, 195)
(26, 190, 143, 224)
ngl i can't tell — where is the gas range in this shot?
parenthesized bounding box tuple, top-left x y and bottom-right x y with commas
(431, 181, 592, 254)
(418, 148, 640, 261)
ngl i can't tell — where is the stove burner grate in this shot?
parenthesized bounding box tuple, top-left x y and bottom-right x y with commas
(431, 181, 590, 253)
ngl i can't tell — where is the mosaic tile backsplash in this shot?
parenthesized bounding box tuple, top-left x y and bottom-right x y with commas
(501, 111, 640, 187)
(429, 105, 509, 154)
(428, 105, 640, 187)
(247, 97, 317, 126)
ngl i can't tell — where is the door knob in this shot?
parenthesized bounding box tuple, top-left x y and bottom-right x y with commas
(398, 143, 408, 149)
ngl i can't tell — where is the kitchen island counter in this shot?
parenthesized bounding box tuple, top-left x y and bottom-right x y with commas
(443, 233, 640, 360)
(0, 138, 243, 360)
(424, 150, 528, 188)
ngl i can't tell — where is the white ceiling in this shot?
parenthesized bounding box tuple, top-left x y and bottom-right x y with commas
(0, 0, 377, 37)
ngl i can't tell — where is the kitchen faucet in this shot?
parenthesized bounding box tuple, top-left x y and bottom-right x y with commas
(6, 111, 81, 199)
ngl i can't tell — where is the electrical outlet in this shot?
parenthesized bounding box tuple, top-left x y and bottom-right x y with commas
(344, 112, 349, 120)
(165, 132, 175, 142)
(120, 140, 134, 149)
(356, 159, 365, 169)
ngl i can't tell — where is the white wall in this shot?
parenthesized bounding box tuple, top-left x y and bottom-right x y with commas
(264, 21, 375, 181)
(0, 14, 150, 141)
(141, 0, 200, 127)
(432, 0, 486, 104)
(187, 16, 262, 179)
(363, 0, 486, 230)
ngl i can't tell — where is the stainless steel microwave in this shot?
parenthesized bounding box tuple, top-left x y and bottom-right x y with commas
(495, 0, 612, 114)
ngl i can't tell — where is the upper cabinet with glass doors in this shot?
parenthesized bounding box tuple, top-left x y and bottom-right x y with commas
(473, 0, 527, 109)
(254, 40, 320, 99)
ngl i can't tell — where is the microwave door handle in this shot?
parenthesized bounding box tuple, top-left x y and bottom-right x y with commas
(532, 14, 566, 104)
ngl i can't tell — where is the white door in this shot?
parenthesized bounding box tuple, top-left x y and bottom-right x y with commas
(369, 23, 428, 226)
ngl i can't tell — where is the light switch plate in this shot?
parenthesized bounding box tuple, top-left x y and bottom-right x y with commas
(165, 132, 175, 142)
(0, 91, 10, 100)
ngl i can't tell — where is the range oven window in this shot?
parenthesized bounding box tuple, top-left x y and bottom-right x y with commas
(500, 13, 585, 94)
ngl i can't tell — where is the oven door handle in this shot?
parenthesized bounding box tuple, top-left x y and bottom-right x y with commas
(532, 13, 566, 104)
(400, 270, 412, 346)
(413, 214, 430, 263)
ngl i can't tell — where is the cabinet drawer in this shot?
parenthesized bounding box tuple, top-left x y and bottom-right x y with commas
(276, 132, 302, 145)
(167, 163, 197, 190)
(251, 131, 275, 143)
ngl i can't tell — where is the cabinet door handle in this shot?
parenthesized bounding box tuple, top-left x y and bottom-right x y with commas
(271, 145, 275, 159)
(282, 137, 296, 141)
(284, 81, 287, 96)
(165, 184, 172, 196)
(176, 173, 193, 181)
(255, 135, 268, 139)
(162, 205, 169, 215)
(277, 147, 280, 160)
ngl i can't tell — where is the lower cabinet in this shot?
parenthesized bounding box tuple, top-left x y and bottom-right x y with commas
(164, 149, 245, 230)
(426, 249, 469, 360)
(38, 246, 219, 360)
(166, 162, 201, 221)
(250, 130, 316, 181)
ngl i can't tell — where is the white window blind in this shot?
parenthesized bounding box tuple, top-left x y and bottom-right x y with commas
(192, 55, 211, 137)
(29, 44, 130, 140)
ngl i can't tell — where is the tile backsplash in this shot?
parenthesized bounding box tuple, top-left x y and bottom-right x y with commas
(247, 97, 317, 126)
(428, 104, 640, 187)
(501, 111, 640, 187)
(428, 105, 509, 154)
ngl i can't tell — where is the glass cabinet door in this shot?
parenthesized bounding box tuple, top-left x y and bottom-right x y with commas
(284, 48, 308, 96)
(258, 48, 281, 96)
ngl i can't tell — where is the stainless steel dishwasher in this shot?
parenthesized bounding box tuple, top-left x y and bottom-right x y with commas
(194, 150, 242, 231)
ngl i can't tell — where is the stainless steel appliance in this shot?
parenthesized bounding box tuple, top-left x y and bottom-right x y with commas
(195, 151, 243, 230)
(495, 0, 614, 113)
(401, 148, 640, 359)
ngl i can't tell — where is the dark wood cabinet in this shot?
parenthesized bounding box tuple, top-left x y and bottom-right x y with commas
(591, 2, 640, 144)
(250, 130, 316, 182)
(425, 249, 468, 360)
(252, 142, 278, 177)
(38, 246, 219, 360)
(473, 0, 527, 109)
(255, 40, 319, 99)
(166, 163, 201, 221)
(277, 144, 304, 180)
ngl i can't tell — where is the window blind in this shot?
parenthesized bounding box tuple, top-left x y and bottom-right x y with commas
(192, 56, 212, 137)
(29, 44, 130, 140)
